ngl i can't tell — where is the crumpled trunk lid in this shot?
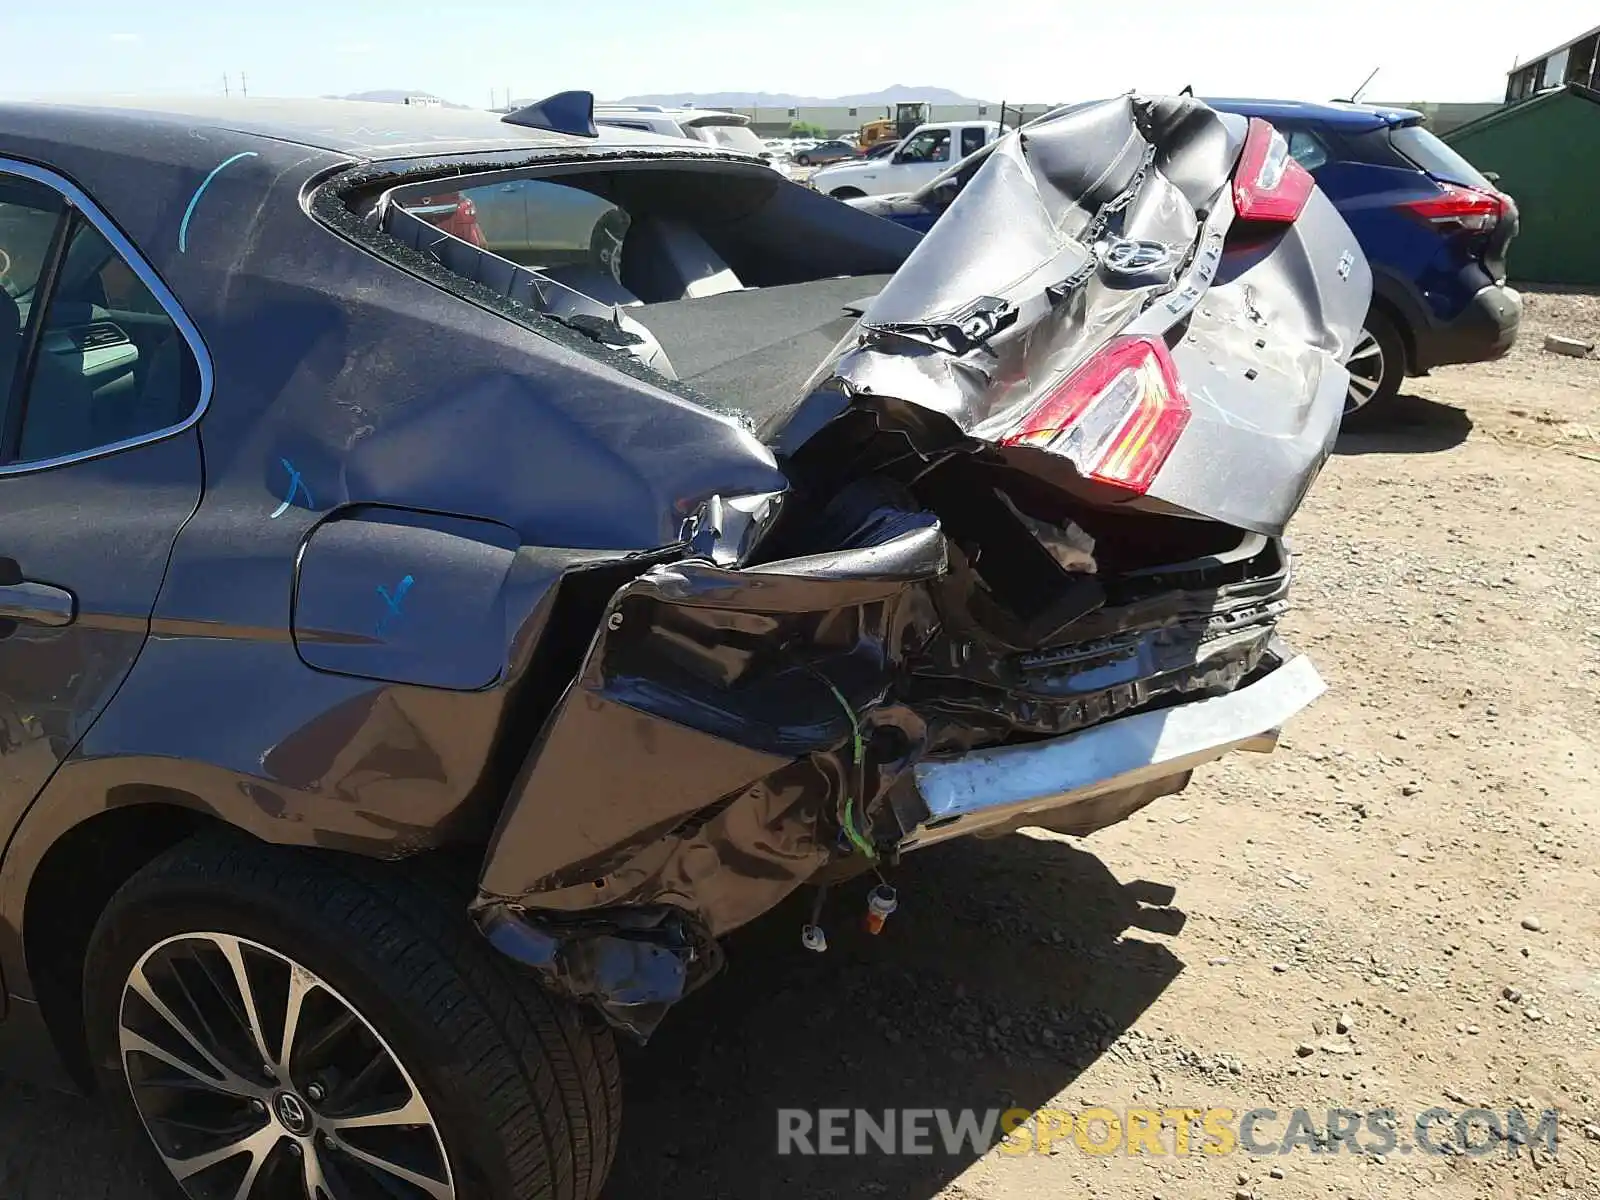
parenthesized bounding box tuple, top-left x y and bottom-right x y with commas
(762, 93, 1370, 536)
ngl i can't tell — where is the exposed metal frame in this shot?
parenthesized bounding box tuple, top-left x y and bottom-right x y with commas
(0, 156, 215, 476)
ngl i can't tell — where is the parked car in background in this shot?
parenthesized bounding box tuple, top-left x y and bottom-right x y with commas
(844, 133, 1003, 233)
(808, 119, 1000, 197)
(402, 189, 489, 246)
(850, 99, 1520, 419)
(793, 138, 856, 166)
(593, 103, 786, 172)
(1205, 100, 1519, 418)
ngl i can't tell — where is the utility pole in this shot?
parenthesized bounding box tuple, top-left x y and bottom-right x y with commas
(223, 74, 231, 98)
(240, 72, 249, 99)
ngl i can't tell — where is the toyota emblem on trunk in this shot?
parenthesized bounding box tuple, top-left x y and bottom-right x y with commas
(1102, 239, 1173, 274)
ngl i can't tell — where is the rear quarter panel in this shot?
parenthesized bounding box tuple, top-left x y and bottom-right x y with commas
(1312, 157, 1485, 325)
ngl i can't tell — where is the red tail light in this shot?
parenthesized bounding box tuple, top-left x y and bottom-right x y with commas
(1399, 183, 1502, 232)
(1232, 118, 1314, 224)
(1001, 336, 1190, 495)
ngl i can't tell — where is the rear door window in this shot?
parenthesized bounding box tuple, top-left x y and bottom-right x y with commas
(959, 126, 988, 157)
(0, 176, 65, 304)
(15, 217, 201, 461)
(1389, 125, 1493, 189)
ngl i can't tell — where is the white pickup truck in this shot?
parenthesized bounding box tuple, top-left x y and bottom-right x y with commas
(807, 120, 1002, 199)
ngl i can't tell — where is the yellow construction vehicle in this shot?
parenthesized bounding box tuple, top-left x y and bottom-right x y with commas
(858, 102, 931, 150)
(859, 118, 898, 149)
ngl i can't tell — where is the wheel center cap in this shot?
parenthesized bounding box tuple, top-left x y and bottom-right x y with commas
(273, 1090, 313, 1135)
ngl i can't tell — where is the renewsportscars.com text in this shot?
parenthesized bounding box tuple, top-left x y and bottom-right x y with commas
(776, 1106, 1561, 1158)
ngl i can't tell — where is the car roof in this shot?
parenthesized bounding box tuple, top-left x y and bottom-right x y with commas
(0, 95, 700, 160)
(1204, 97, 1423, 131)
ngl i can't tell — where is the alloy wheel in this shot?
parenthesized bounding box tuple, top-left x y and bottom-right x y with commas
(118, 932, 455, 1200)
(1345, 328, 1384, 414)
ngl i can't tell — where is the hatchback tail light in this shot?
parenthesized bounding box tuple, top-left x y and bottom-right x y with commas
(1232, 118, 1314, 224)
(1399, 183, 1503, 232)
(1001, 336, 1190, 495)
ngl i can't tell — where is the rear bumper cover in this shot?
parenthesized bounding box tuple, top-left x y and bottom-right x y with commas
(473, 513, 1319, 1037)
(1411, 282, 1522, 372)
(899, 651, 1325, 850)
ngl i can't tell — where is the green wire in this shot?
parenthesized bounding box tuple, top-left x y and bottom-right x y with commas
(823, 680, 877, 860)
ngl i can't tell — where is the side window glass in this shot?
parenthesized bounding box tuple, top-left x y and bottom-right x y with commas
(960, 126, 987, 157)
(0, 177, 67, 402)
(1287, 130, 1330, 173)
(0, 177, 65, 301)
(926, 130, 952, 163)
(16, 217, 200, 463)
(898, 131, 940, 162)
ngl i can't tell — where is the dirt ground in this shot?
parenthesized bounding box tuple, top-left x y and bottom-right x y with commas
(2, 293, 1597, 1199)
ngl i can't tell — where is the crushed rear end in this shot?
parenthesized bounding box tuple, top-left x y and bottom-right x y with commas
(462, 95, 1369, 1037)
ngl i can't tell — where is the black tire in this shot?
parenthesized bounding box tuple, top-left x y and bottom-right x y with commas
(796, 154, 811, 166)
(828, 187, 866, 200)
(83, 833, 621, 1200)
(1344, 308, 1405, 424)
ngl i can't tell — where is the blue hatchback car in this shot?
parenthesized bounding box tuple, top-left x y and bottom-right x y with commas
(850, 98, 1522, 419)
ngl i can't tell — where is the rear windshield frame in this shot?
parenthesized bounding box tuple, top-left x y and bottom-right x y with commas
(307, 147, 776, 423)
(1387, 124, 1494, 190)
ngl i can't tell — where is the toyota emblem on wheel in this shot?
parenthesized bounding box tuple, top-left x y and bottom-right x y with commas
(274, 1091, 311, 1134)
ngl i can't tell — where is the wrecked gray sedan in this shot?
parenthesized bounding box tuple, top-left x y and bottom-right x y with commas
(0, 90, 1361, 1200)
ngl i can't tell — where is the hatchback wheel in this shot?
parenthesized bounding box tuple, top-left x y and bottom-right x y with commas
(84, 835, 621, 1200)
(1345, 310, 1404, 420)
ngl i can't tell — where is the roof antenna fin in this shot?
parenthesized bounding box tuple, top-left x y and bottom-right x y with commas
(502, 90, 599, 138)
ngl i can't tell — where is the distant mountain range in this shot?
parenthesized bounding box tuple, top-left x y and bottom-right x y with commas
(331, 90, 470, 108)
(614, 85, 988, 108)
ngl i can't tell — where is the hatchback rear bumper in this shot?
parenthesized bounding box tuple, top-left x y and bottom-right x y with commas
(1413, 282, 1522, 372)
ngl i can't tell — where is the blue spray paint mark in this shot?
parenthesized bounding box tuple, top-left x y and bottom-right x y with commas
(376, 575, 414, 635)
(178, 151, 259, 253)
(269, 457, 313, 519)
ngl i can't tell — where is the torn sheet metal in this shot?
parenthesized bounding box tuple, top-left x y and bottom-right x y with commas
(764, 95, 1369, 536)
(472, 523, 946, 1034)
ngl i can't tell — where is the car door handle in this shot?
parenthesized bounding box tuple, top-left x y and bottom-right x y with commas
(0, 581, 76, 628)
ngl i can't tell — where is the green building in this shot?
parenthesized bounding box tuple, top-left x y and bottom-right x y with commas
(1444, 82, 1600, 286)
(1442, 24, 1600, 286)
